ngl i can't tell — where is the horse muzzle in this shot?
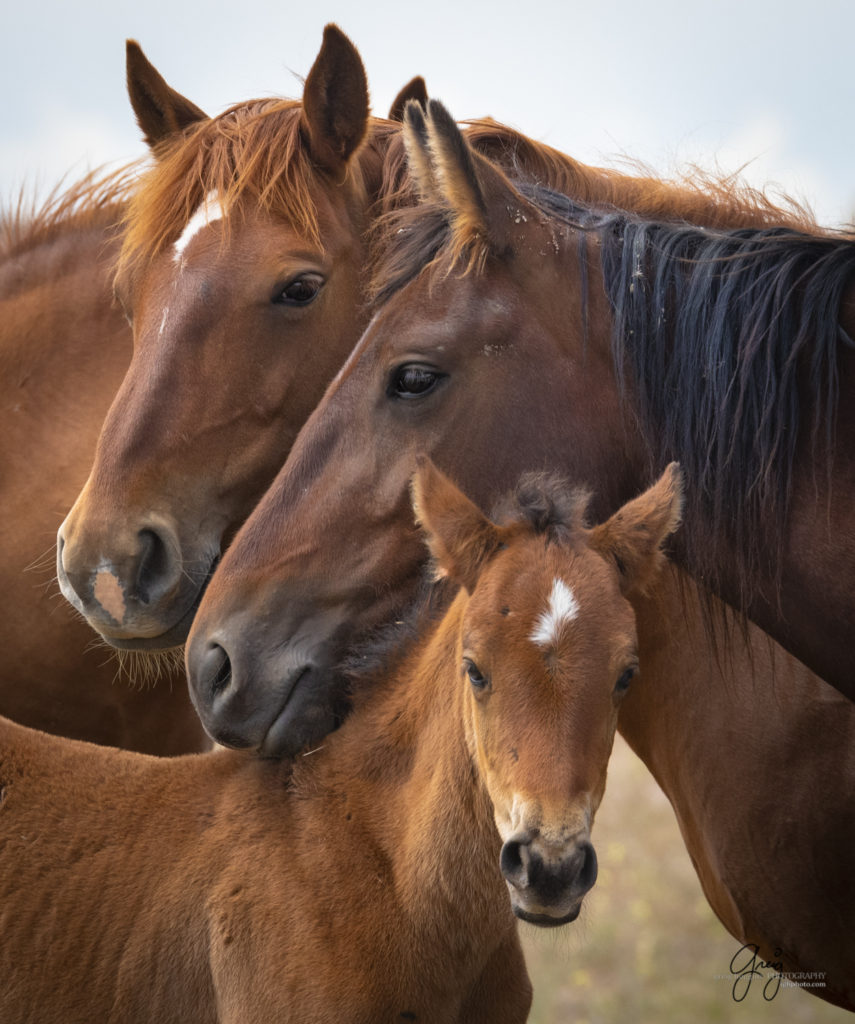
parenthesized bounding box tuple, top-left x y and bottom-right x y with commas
(185, 609, 346, 757)
(56, 512, 217, 649)
(500, 831, 598, 927)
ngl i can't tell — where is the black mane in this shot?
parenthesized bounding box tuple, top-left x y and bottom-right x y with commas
(599, 216, 855, 598)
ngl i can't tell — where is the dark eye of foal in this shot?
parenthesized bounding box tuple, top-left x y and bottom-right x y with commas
(614, 666, 637, 695)
(388, 364, 443, 399)
(463, 659, 490, 692)
(273, 273, 324, 307)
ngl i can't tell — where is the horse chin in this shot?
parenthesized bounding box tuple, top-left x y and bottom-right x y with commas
(102, 608, 196, 651)
(510, 900, 583, 929)
(257, 665, 345, 759)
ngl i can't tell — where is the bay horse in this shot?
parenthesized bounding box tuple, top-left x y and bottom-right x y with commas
(55, 28, 820, 662)
(186, 103, 855, 1007)
(0, 463, 681, 1023)
(0, 170, 207, 753)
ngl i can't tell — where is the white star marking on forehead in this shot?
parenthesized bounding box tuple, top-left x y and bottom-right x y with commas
(173, 191, 225, 263)
(530, 577, 579, 649)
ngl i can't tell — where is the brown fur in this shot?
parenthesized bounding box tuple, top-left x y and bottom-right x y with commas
(464, 117, 822, 231)
(118, 98, 380, 278)
(125, 39, 208, 148)
(0, 172, 206, 753)
(188, 105, 855, 1007)
(59, 28, 401, 652)
(388, 76, 428, 123)
(64, 31, 835, 662)
(1, 468, 679, 1022)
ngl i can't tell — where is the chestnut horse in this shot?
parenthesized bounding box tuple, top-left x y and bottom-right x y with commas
(0, 463, 681, 1023)
(1, 27, 426, 752)
(56, 26, 427, 656)
(55, 29, 821, 663)
(186, 104, 855, 1007)
(0, 171, 207, 753)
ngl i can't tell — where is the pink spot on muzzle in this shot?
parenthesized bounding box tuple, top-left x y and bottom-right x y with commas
(93, 569, 127, 625)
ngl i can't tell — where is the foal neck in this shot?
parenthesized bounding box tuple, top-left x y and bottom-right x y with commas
(310, 589, 509, 934)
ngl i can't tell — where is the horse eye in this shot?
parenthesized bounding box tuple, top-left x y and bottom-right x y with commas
(273, 273, 324, 306)
(614, 666, 636, 695)
(464, 659, 490, 692)
(389, 364, 443, 399)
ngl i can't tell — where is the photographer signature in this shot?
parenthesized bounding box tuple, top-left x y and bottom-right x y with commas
(730, 943, 783, 1001)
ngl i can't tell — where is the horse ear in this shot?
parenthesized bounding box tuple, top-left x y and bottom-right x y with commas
(402, 99, 438, 198)
(419, 99, 534, 256)
(126, 40, 208, 150)
(589, 463, 684, 595)
(388, 76, 428, 122)
(301, 24, 370, 175)
(411, 457, 502, 593)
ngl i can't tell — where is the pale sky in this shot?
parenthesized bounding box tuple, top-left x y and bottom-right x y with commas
(2, 0, 853, 227)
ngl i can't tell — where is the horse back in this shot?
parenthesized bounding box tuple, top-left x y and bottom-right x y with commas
(0, 716, 221, 1022)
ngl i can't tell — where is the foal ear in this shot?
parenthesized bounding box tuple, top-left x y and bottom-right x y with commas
(388, 76, 428, 122)
(301, 24, 370, 175)
(126, 41, 208, 150)
(589, 463, 684, 595)
(411, 457, 502, 594)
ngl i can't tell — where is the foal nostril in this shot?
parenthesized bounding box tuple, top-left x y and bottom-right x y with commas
(576, 841, 598, 893)
(134, 527, 176, 604)
(197, 642, 233, 701)
(500, 838, 530, 889)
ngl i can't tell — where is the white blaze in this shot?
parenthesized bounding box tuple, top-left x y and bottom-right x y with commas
(530, 577, 579, 649)
(173, 191, 225, 263)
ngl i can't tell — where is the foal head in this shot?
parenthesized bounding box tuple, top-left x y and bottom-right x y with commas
(412, 459, 683, 926)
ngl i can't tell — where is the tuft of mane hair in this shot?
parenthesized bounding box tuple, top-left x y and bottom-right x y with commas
(118, 101, 392, 279)
(1, 164, 139, 260)
(492, 471, 591, 544)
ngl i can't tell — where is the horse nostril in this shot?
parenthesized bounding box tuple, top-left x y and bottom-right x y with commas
(577, 841, 598, 893)
(200, 643, 233, 699)
(135, 527, 174, 604)
(500, 839, 530, 889)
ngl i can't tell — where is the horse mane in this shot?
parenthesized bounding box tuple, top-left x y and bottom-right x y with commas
(119, 100, 395, 279)
(369, 120, 829, 306)
(491, 470, 591, 543)
(0, 164, 138, 261)
(461, 119, 822, 233)
(599, 215, 855, 604)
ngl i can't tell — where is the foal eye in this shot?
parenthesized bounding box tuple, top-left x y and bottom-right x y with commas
(273, 273, 324, 306)
(389, 364, 443, 399)
(463, 659, 489, 692)
(614, 667, 636, 695)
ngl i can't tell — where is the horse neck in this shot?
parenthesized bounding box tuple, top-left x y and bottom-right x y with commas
(0, 207, 121, 296)
(324, 591, 505, 940)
